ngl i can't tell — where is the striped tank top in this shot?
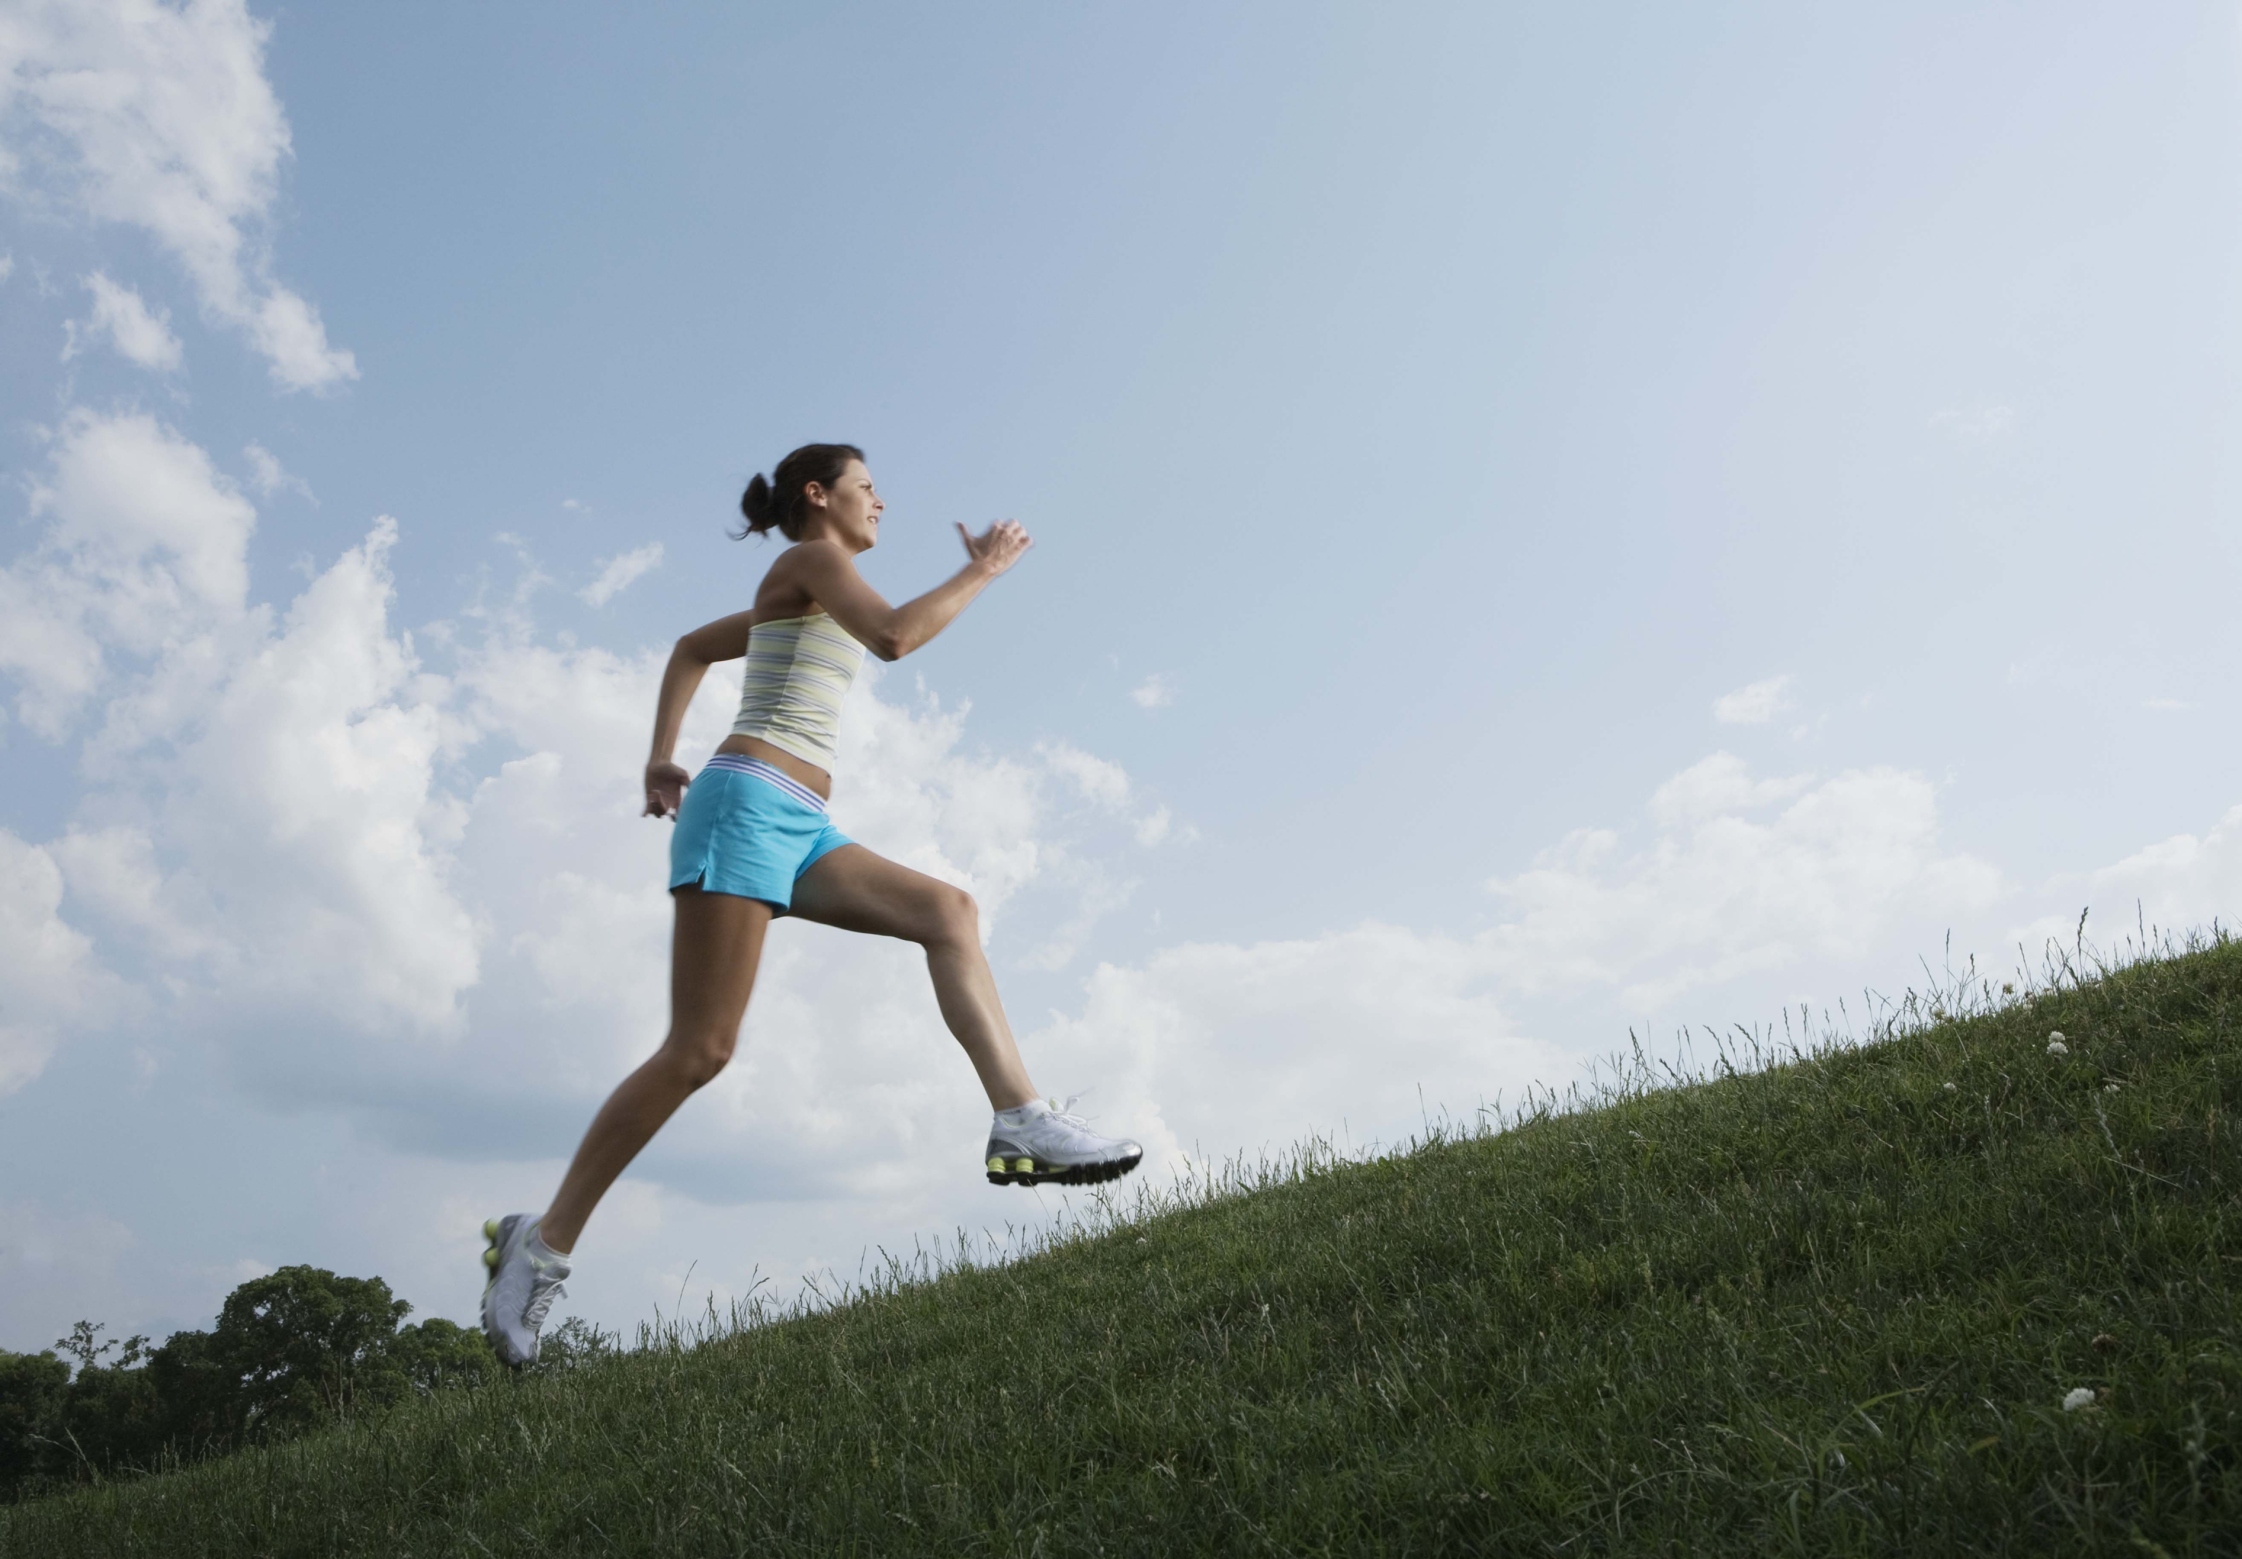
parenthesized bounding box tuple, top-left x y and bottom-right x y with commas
(730, 613, 865, 770)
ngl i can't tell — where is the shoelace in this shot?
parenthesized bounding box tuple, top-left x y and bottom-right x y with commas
(1048, 1090, 1101, 1133)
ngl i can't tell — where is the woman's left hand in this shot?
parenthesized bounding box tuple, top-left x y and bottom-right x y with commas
(644, 760, 691, 819)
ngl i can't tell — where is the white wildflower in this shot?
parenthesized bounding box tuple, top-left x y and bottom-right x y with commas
(2104, 1083, 2120, 1093)
(1943, 1082, 1958, 1092)
(2046, 1036, 2069, 1056)
(2062, 1387, 2095, 1412)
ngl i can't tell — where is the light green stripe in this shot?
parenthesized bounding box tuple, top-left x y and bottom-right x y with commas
(732, 613, 866, 768)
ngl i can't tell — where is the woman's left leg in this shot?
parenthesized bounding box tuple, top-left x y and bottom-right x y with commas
(787, 844, 1038, 1110)
(540, 886, 772, 1253)
(483, 886, 770, 1367)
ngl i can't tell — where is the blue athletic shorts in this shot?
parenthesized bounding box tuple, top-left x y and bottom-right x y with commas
(668, 755, 853, 912)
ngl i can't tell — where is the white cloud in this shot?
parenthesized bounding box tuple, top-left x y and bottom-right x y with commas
(1130, 674, 1174, 709)
(1712, 673, 1794, 725)
(1031, 924, 1574, 1171)
(148, 518, 481, 1035)
(63, 270, 182, 370)
(1648, 751, 1813, 826)
(2144, 697, 2188, 713)
(50, 825, 224, 964)
(0, 408, 255, 738)
(2011, 803, 2242, 954)
(0, 253, 14, 283)
(0, 830, 106, 1094)
(1023, 751, 2007, 1170)
(0, 409, 472, 1053)
(1033, 740, 1176, 853)
(1484, 756, 2003, 1008)
(0, 0, 356, 390)
(242, 440, 310, 501)
(578, 542, 664, 607)
(1037, 739, 1132, 810)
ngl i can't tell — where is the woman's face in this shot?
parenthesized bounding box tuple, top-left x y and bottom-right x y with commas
(807, 459, 882, 551)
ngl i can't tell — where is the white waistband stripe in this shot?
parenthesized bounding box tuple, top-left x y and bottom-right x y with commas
(701, 755, 827, 812)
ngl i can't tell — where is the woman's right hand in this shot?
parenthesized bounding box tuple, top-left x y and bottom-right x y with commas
(644, 760, 691, 819)
(955, 518, 1033, 577)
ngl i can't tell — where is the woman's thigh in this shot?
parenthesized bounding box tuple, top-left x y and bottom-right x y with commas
(670, 886, 774, 1041)
(787, 843, 964, 944)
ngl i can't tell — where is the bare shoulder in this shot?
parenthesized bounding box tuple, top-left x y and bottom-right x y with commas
(770, 539, 867, 606)
(781, 538, 855, 577)
(752, 540, 839, 618)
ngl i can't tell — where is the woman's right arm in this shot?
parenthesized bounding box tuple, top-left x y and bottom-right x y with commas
(787, 521, 1032, 661)
(644, 610, 755, 818)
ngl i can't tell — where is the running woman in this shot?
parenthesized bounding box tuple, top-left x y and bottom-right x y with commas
(479, 444, 1142, 1365)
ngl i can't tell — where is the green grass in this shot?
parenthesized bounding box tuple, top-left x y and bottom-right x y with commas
(9, 936, 2242, 1556)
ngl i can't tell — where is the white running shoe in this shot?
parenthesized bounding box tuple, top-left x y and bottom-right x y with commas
(479, 1214, 570, 1368)
(985, 1096, 1143, 1186)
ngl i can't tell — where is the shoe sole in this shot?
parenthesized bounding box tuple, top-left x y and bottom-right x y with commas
(985, 1152, 1143, 1187)
(479, 1216, 508, 1295)
(478, 1215, 531, 1369)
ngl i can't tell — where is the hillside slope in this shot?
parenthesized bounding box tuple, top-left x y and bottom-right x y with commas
(7, 939, 2241, 1556)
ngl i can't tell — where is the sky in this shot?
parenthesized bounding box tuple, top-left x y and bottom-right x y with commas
(2, 0, 2239, 1352)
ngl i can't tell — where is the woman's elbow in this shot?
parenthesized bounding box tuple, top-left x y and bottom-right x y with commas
(870, 627, 909, 661)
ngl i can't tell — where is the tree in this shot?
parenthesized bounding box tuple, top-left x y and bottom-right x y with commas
(144, 1327, 234, 1455)
(59, 1369, 165, 1483)
(0, 1350, 69, 1499)
(534, 1316, 617, 1372)
(53, 1320, 147, 1374)
(6, 1268, 506, 1504)
(209, 1267, 414, 1438)
(388, 1317, 501, 1394)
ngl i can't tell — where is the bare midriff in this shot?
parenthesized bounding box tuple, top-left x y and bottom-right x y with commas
(713, 733, 833, 801)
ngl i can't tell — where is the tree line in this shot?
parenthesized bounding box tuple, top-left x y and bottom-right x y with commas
(0, 1266, 608, 1503)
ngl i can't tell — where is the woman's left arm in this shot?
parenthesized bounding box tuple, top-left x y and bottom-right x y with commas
(644, 610, 755, 818)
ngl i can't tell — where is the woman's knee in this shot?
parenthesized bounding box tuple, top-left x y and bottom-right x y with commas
(929, 883, 979, 947)
(660, 1031, 736, 1090)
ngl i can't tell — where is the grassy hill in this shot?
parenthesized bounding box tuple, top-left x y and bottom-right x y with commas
(6, 936, 2241, 1556)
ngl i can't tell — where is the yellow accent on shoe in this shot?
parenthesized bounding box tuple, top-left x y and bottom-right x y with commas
(483, 1218, 500, 1240)
(986, 1156, 1006, 1174)
(483, 1247, 500, 1269)
(1014, 1157, 1035, 1174)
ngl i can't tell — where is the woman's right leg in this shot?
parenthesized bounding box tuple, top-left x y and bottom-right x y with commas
(539, 886, 772, 1253)
(786, 844, 1036, 1108)
(787, 844, 1141, 1187)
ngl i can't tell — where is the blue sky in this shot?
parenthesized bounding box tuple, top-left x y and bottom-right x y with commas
(2, 0, 2239, 1351)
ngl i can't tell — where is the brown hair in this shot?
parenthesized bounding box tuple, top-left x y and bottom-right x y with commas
(736, 443, 866, 541)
